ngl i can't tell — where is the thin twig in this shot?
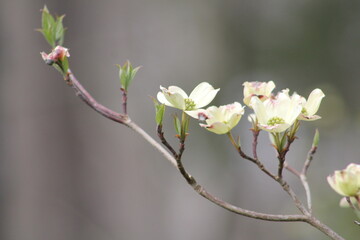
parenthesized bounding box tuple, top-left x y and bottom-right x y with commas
(299, 144, 318, 214)
(277, 136, 295, 179)
(252, 129, 260, 159)
(302, 145, 317, 176)
(157, 125, 178, 158)
(227, 132, 277, 180)
(284, 162, 301, 177)
(121, 88, 128, 115)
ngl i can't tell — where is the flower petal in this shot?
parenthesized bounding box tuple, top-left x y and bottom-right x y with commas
(189, 82, 219, 108)
(250, 97, 268, 125)
(157, 92, 172, 106)
(297, 114, 322, 121)
(200, 122, 229, 134)
(159, 86, 186, 109)
(258, 123, 291, 133)
(166, 86, 188, 98)
(185, 109, 210, 120)
(304, 89, 325, 116)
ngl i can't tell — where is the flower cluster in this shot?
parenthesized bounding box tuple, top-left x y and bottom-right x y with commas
(157, 82, 244, 135)
(156, 80, 324, 136)
(247, 83, 325, 133)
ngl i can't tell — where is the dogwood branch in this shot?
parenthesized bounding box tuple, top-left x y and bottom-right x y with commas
(59, 69, 344, 240)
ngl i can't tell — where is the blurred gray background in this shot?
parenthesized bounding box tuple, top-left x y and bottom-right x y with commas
(1, 0, 360, 239)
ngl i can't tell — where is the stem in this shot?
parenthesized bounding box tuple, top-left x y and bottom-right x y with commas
(157, 125, 178, 158)
(305, 217, 345, 240)
(252, 129, 260, 159)
(121, 88, 128, 115)
(300, 144, 318, 214)
(300, 174, 312, 214)
(227, 132, 277, 181)
(277, 135, 295, 179)
(54, 69, 344, 239)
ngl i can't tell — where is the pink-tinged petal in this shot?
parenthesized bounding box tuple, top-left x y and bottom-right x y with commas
(40, 52, 48, 61)
(258, 123, 291, 133)
(189, 82, 219, 108)
(200, 122, 229, 135)
(159, 86, 186, 109)
(264, 81, 276, 96)
(243, 81, 275, 106)
(167, 86, 188, 98)
(185, 109, 209, 120)
(297, 114, 322, 121)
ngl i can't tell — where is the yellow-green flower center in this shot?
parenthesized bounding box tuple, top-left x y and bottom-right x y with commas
(267, 116, 285, 126)
(184, 98, 196, 111)
(301, 107, 308, 115)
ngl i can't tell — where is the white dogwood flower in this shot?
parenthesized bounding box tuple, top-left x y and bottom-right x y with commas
(157, 82, 219, 111)
(295, 89, 325, 121)
(250, 89, 302, 133)
(187, 102, 244, 134)
(243, 81, 275, 106)
(327, 163, 360, 197)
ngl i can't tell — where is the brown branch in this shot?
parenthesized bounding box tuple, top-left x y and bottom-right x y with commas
(284, 162, 301, 177)
(302, 145, 317, 176)
(68, 70, 127, 124)
(55, 68, 344, 240)
(157, 125, 178, 158)
(121, 88, 128, 115)
(277, 136, 295, 179)
(252, 129, 260, 159)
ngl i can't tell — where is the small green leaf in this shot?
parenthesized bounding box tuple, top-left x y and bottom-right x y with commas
(61, 56, 69, 75)
(117, 61, 141, 91)
(41, 5, 57, 47)
(55, 15, 65, 44)
(279, 131, 287, 151)
(53, 63, 64, 75)
(41, 6, 50, 31)
(173, 115, 181, 135)
(312, 129, 320, 148)
(151, 97, 165, 125)
(156, 104, 165, 125)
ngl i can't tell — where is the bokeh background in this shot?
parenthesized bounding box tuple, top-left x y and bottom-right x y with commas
(1, 0, 360, 239)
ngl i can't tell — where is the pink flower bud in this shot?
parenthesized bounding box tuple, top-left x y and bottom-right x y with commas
(40, 46, 70, 64)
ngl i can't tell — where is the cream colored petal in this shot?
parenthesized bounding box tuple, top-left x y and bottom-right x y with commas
(227, 113, 242, 130)
(204, 106, 223, 123)
(327, 175, 346, 196)
(243, 95, 254, 107)
(304, 89, 325, 116)
(157, 92, 173, 107)
(273, 90, 292, 119)
(284, 97, 303, 125)
(264, 81, 276, 96)
(200, 122, 229, 135)
(189, 82, 219, 108)
(250, 97, 269, 125)
(221, 102, 243, 120)
(185, 109, 209, 120)
(164, 86, 188, 98)
(297, 114, 322, 121)
(258, 123, 290, 133)
(160, 86, 186, 109)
